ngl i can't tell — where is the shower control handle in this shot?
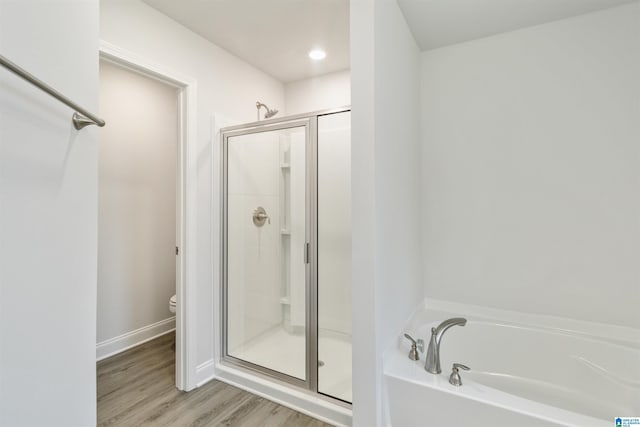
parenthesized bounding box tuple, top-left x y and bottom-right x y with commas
(255, 212, 270, 222)
(252, 207, 270, 227)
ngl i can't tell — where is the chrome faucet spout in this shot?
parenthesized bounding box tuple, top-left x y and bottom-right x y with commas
(433, 317, 467, 344)
(425, 317, 467, 374)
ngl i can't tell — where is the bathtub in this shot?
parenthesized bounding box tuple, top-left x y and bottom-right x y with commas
(383, 301, 640, 426)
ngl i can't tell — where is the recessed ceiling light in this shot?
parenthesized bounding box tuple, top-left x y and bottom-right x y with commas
(308, 49, 327, 60)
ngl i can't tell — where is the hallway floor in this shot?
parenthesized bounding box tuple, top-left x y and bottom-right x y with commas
(97, 332, 333, 426)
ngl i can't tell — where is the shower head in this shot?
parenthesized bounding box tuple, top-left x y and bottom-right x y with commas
(256, 101, 278, 120)
(264, 108, 279, 119)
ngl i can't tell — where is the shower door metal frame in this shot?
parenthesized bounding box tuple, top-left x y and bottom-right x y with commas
(221, 118, 318, 391)
(220, 106, 351, 404)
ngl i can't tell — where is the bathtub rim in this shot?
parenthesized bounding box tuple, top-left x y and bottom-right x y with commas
(408, 299, 640, 349)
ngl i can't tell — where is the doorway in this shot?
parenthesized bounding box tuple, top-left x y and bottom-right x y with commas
(96, 49, 189, 389)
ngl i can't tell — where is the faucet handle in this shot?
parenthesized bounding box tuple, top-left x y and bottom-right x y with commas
(449, 363, 470, 386)
(403, 333, 424, 361)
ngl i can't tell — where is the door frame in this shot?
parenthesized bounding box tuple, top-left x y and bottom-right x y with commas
(220, 118, 317, 390)
(99, 41, 198, 390)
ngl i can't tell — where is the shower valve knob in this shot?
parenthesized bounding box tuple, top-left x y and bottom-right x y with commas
(252, 207, 270, 227)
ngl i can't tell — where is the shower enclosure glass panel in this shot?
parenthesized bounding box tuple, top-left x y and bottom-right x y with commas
(225, 123, 308, 381)
(317, 111, 352, 403)
(222, 108, 351, 403)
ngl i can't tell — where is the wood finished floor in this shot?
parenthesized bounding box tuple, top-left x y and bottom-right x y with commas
(97, 332, 334, 427)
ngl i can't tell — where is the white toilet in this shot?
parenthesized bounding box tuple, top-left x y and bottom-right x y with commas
(169, 294, 176, 314)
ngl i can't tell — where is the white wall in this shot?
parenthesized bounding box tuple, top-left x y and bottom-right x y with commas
(350, 0, 423, 425)
(0, 1, 99, 426)
(97, 60, 177, 355)
(420, 2, 640, 329)
(284, 70, 351, 115)
(100, 0, 285, 380)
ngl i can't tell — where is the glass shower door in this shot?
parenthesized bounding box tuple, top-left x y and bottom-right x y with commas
(224, 121, 309, 383)
(317, 111, 352, 402)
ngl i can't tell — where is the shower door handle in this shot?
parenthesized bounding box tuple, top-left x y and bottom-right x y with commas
(304, 242, 310, 264)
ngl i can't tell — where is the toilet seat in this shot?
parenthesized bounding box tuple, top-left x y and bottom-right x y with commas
(169, 294, 177, 314)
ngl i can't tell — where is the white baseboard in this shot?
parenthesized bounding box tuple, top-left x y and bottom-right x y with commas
(195, 359, 216, 387)
(96, 317, 176, 361)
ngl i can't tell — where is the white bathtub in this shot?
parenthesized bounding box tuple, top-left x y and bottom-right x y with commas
(383, 301, 640, 427)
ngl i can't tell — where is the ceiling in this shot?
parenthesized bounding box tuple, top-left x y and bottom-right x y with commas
(397, 0, 638, 51)
(141, 0, 634, 81)
(142, 0, 350, 83)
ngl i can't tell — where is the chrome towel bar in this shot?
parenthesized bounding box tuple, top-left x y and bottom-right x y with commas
(0, 53, 105, 130)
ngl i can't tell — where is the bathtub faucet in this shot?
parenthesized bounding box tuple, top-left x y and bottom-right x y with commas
(425, 317, 467, 374)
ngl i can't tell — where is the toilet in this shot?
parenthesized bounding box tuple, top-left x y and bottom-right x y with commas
(169, 294, 176, 314)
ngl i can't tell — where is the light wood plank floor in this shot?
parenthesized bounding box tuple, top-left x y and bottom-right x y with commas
(97, 332, 334, 427)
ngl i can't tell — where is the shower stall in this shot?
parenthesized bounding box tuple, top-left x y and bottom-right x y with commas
(221, 107, 352, 403)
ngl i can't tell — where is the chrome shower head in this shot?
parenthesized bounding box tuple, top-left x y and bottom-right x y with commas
(256, 101, 278, 120)
(264, 108, 279, 119)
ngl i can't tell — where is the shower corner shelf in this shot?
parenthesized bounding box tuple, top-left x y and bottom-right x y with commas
(279, 296, 291, 305)
(280, 162, 290, 169)
(280, 229, 291, 235)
